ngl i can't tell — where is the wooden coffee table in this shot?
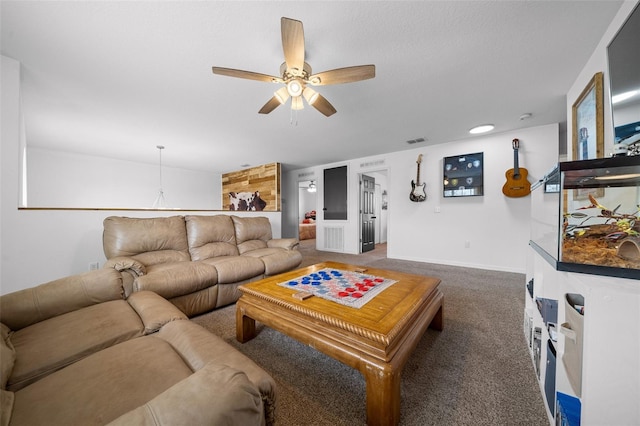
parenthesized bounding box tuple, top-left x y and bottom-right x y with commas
(236, 261, 443, 426)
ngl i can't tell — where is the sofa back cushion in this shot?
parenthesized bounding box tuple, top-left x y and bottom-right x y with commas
(185, 215, 239, 261)
(231, 216, 272, 254)
(0, 268, 124, 331)
(103, 216, 190, 265)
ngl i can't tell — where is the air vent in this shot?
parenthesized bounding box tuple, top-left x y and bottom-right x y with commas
(406, 137, 426, 145)
(298, 171, 315, 178)
(359, 159, 386, 168)
(324, 226, 344, 251)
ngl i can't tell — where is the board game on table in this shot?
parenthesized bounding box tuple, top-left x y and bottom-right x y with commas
(279, 267, 397, 308)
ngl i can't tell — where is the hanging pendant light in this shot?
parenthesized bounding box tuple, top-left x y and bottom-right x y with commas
(152, 145, 167, 208)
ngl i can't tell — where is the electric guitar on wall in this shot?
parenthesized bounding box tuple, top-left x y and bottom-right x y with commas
(502, 138, 531, 198)
(410, 154, 427, 202)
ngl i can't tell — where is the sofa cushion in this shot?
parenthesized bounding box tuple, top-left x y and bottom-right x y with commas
(169, 286, 219, 318)
(185, 215, 239, 260)
(0, 324, 15, 390)
(107, 363, 264, 426)
(199, 256, 265, 284)
(134, 262, 218, 300)
(10, 335, 193, 426)
(103, 216, 190, 265)
(0, 268, 124, 331)
(231, 216, 272, 254)
(6, 300, 144, 392)
(242, 248, 303, 276)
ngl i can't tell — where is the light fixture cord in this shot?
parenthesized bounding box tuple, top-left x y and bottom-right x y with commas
(153, 145, 167, 208)
(290, 102, 298, 126)
(158, 147, 163, 191)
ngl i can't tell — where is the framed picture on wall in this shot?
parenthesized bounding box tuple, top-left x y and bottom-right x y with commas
(443, 152, 484, 197)
(572, 72, 604, 161)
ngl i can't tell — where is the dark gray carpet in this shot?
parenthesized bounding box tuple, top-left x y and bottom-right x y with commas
(192, 240, 548, 425)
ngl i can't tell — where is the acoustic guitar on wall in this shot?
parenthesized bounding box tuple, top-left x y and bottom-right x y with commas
(410, 154, 427, 202)
(502, 138, 531, 198)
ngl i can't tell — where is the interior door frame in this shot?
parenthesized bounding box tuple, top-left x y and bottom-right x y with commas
(359, 174, 376, 253)
(358, 168, 389, 253)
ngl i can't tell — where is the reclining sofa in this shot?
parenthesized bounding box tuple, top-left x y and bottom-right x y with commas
(1, 268, 276, 426)
(103, 214, 302, 317)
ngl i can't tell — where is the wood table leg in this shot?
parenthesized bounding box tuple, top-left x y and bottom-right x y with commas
(363, 362, 402, 426)
(236, 302, 256, 343)
(429, 304, 444, 331)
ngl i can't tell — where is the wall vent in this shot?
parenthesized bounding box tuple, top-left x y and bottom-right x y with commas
(298, 171, 315, 178)
(359, 159, 386, 169)
(406, 137, 426, 145)
(323, 226, 344, 251)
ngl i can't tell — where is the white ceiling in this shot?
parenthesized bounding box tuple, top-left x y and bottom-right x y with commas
(1, 1, 624, 173)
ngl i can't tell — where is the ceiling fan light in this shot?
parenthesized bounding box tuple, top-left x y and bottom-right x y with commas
(291, 96, 304, 110)
(274, 87, 289, 104)
(287, 79, 304, 97)
(303, 87, 319, 105)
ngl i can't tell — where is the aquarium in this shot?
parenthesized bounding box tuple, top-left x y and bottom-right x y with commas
(559, 156, 640, 279)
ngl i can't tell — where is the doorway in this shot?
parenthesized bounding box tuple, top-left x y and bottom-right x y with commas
(360, 174, 376, 253)
(359, 170, 388, 254)
(298, 180, 317, 242)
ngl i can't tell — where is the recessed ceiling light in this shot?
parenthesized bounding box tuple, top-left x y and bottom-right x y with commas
(469, 124, 494, 134)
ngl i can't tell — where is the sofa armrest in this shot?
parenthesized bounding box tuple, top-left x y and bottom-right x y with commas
(106, 363, 265, 426)
(0, 269, 124, 331)
(126, 291, 187, 334)
(267, 238, 299, 251)
(104, 256, 146, 277)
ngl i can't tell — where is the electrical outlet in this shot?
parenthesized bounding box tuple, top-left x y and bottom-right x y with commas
(89, 262, 100, 271)
(434, 206, 441, 213)
(464, 241, 471, 248)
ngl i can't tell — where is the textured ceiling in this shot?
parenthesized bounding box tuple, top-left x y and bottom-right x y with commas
(1, 1, 623, 173)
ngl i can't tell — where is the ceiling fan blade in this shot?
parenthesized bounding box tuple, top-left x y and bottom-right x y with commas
(308, 65, 375, 86)
(212, 67, 282, 83)
(281, 17, 305, 74)
(258, 96, 284, 114)
(310, 93, 337, 117)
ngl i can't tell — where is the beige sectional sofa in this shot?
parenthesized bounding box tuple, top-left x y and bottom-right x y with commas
(1, 268, 276, 426)
(103, 214, 302, 317)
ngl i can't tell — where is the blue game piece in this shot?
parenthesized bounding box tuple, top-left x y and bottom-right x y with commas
(288, 281, 298, 286)
(311, 281, 321, 285)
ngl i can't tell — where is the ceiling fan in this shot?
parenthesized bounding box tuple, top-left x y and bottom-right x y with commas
(212, 17, 375, 117)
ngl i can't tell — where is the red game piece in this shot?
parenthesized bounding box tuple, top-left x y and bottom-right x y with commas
(352, 293, 363, 298)
(338, 292, 349, 297)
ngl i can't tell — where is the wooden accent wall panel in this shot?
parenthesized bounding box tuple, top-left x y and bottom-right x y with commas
(221, 163, 280, 211)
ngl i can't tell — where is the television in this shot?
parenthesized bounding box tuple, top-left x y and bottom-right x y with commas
(443, 152, 484, 197)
